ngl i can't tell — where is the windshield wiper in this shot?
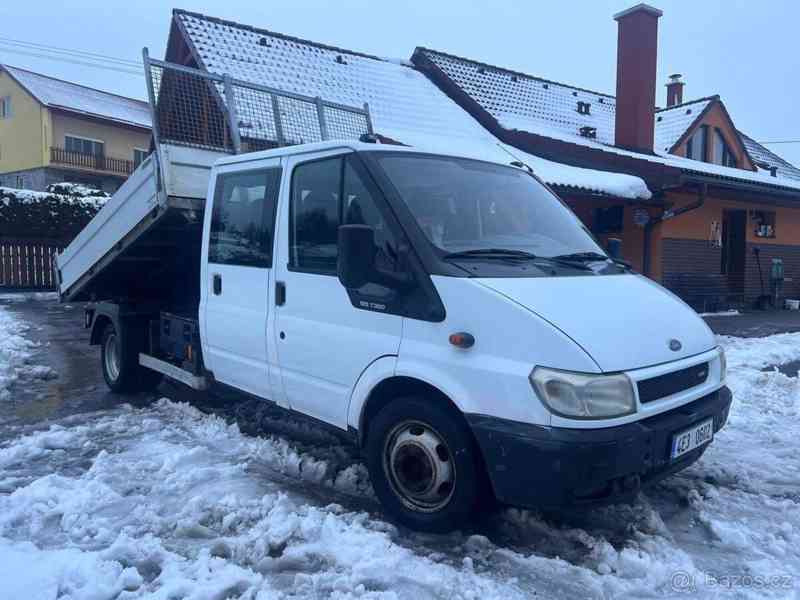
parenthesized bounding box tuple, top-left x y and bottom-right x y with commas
(551, 251, 631, 269)
(443, 248, 539, 260)
(444, 248, 593, 271)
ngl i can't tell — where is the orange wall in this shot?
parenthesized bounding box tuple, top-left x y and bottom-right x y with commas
(566, 198, 660, 273)
(658, 192, 800, 245)
(670, 103, 754, 171)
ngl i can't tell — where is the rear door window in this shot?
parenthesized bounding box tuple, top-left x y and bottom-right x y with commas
(209, 168, 282, 267)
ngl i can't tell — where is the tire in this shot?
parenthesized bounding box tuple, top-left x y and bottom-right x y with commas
(100, 321, 161, 393)
(365, 396, 490, 533)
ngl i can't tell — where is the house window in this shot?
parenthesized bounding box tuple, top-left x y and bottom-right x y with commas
(713, 129, 737, 168)
(593, 205, 624, 234)
(0, 96, 11, 119)
(133, 148, 149, 169)
(686, 125, 708, 161)
(65, 135, 104, 157)
(752, 210, 776, 238)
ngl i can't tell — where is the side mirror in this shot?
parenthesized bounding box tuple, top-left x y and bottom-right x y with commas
(337, 224, 377, 289)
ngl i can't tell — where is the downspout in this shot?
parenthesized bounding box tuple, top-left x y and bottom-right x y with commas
(642, 183, 707, 277)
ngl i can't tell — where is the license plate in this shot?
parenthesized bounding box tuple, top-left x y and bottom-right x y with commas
(670, 418, 714, 460)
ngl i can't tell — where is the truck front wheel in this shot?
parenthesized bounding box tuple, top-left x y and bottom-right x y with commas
(365, 397, 490, 533)
(100, 321, 160, 393)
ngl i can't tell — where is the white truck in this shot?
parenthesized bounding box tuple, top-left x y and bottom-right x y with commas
(56, 58, 731, 532)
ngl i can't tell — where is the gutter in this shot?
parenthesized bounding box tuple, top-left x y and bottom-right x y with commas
(642, 183, 707, 276)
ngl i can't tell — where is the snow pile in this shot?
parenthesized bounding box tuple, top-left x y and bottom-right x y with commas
(0, 306, 37, 401)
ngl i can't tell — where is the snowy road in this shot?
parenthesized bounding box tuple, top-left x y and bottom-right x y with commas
(0, 297, 798, 599)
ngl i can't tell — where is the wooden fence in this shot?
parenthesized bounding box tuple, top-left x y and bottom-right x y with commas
(0, 238, 65, 290)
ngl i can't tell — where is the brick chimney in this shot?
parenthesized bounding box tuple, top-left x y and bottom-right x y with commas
(613, 3, 663, 152)
(666, 73, 684, 107)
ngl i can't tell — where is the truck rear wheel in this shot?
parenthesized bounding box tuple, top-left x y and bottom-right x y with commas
(365, 397, 490, 533)
(100, 321, 161, 393)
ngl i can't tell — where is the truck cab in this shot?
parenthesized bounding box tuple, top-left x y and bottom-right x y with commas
(76, 141, 731, 532)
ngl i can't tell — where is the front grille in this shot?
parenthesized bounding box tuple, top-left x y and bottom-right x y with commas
(637, 362, 709, 404)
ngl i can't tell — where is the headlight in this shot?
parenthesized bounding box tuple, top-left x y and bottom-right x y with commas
(718, 346, 727, 381)
(529, 367, 636, 419)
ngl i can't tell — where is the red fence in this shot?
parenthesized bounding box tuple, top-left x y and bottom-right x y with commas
(0, 238, 65, 290)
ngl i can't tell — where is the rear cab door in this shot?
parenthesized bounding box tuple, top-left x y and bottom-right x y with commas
(200, 157, 283, 400)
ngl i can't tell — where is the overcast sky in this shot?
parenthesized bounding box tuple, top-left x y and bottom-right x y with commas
(2, 0, 799, 164)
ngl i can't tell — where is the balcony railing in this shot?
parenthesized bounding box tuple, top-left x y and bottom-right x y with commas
(50, 147, 134, 176)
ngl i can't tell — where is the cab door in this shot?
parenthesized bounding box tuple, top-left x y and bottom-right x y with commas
(273, 151, 404, 429)
(200, 159, 282, 399)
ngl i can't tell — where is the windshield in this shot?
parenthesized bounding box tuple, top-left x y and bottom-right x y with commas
(375, 154, 605, 259)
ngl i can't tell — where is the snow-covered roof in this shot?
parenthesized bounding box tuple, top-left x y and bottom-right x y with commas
(414, 48, 800, 194)
(739, 131, 800, 183)
(172, 10, 650, 199)
(1, 65, 151, 129)
(654, 98, 714, 152)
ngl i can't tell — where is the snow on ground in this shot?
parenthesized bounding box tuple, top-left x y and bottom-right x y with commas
(0, 305, 41, 401)
(0, 311, 798, 598)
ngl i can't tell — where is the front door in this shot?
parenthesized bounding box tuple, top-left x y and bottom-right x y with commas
(721, 209, 747, 296)
(201, 160, 282, 399)
(273, 152, 403, 429)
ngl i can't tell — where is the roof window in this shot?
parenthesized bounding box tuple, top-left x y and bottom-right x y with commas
(579, 126, 597, 138)
(577, 101, 591, 115)
(335, 54, 348, 65)
(543, 83, 549, 89)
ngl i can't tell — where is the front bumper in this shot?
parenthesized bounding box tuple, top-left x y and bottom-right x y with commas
(467, 386, 732, 509)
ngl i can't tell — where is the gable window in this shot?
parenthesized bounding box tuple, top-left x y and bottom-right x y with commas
(0, 96, 11, 119)
(133, 148, 149, 169)
(686, 125, 708, 161)
(65, 135, 104, 157)
(713, 129, 737, 168)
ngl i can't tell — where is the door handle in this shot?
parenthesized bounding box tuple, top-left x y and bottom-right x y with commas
(213, 273, 222, 295)
(275, 281, 286, 306)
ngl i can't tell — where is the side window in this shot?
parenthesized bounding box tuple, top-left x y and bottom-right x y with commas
(209, 168, 281, 267)
(290, 155, 400, 277)
(290, 158, 342, 273)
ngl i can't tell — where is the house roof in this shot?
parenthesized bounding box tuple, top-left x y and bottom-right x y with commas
(169, 10, 650, 199)
(1, 65, 151, 129)
(413, 47, 800, 195)
(739, 131, 800, 183)
(654, 97, 715, 152)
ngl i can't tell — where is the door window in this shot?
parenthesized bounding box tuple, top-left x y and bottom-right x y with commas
(209, 168, 281, 267)
(289, 155, 400, 275)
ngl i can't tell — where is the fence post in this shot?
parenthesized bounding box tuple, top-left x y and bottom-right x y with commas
(271, 94, 285, 146)
(223, 74, 242, 154)
(363, 103, 375, 135)
(315, 97, 329, 141)
(142, 48, 164, 191)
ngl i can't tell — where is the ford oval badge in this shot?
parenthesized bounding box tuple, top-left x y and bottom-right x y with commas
(669, 339, 682, 352)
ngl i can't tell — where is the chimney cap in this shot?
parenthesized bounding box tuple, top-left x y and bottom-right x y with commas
(613, 3, 663, 21)
(668, 73, 683, 83)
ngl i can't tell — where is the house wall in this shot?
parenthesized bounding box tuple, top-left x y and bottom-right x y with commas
(566, 197, 660, 273)
(50, 112, 150, 165)
(653, 191, 800, 308)
(670, 103, 754, 171)
(0, 71, 49, 176)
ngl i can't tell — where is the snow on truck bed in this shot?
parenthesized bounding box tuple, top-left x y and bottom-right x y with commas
(0, 299, 799, 598)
